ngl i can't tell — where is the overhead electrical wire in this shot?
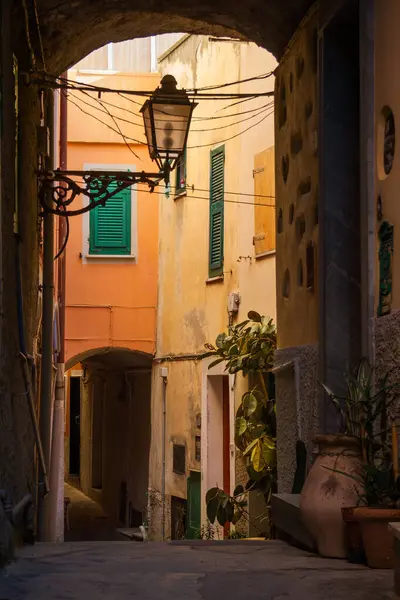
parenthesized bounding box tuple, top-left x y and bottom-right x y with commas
(136, 186, 275, 208)
(185, 185, 275, 200)
(67, 88, 274, 133)
(185, 70, 274, 92)
(97, 94, 274, 121)
(35, 73, 275, 100)
(187, 108, 274, 149)
(62, 91, 145, 154)
(62, 90, 274, 151)
(68, 176, 275, 208)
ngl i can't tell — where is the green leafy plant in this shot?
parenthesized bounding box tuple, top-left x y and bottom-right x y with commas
(321, 358, 400, 509)
(203, 311, 277, 533)
(320, 358, 400, 464)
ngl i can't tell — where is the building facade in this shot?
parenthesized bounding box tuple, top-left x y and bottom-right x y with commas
(148, 36, 277, 539)
(64, 71, 160, 528)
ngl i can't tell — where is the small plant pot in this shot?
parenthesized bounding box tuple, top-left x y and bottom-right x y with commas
(354, 507, 400, 569)
(341, 507, 366, 565)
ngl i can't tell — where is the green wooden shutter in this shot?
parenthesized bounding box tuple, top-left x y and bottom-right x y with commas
(209, 146, 225, 276)
(186, 471, 201, 539)
(89, 183, 131, 255)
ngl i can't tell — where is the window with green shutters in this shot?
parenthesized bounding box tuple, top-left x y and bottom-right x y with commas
(89, 183, 131, 255)
(209, 146, 225, 277)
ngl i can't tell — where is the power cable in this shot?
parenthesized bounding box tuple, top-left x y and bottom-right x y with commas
(54, 213, 70, 260)
(68, 89, 273, 133)
(187, 108, 274, 149)
(185, 185, 275, 200)
(36, 73, 275, 100)
(63, 91, 274, 151)
(69, 89, 141, 160)
(186, 71, 274, 92)
(68, 176, 276, 208)
(137, 185, 275, 208)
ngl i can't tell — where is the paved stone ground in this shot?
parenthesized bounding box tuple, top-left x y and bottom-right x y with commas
(0, 540, 396, 600)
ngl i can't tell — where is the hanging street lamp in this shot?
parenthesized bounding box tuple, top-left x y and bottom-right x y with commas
(141, 74, 197, 175)
(38, 75, 197, 217)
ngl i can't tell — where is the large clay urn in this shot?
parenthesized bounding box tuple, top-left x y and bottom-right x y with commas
(300, 435, 363, 558)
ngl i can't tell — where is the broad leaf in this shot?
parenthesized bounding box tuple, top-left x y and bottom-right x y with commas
(236, 417, 248, 437)
(233, 484, 244, 497)
(207, 496, 219, 523)
(248, 310, 262, 323)
(217, 505, 227, 526)
(243, 392, 258, 416)
(206, 487, 219, 505)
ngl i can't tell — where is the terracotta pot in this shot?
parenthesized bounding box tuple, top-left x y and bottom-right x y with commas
(354, 507, 400, 569)
(299, 435, 363, 558)
(341, 507, 366, 564)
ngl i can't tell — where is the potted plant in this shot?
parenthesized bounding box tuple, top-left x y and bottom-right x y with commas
(345, 464, 400, 568)
(300, 359, 399, 560)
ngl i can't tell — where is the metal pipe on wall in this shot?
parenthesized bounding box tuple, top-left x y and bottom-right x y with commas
(47, 74, 68, 542)
(160, 368, 168, 540)
(37, 88, 55, 542)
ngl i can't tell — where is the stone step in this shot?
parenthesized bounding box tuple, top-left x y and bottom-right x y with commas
(271, 493, 316, 553)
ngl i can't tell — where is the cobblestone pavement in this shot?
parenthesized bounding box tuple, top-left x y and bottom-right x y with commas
(0, 540, 395, 600)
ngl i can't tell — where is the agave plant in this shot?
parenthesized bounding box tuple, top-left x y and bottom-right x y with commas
(320, 358, 400, 464)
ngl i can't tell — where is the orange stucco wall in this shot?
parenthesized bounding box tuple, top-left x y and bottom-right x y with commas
(65, 73, 160, 365)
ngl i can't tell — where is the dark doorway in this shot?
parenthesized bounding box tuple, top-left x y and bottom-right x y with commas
(171, 496, 187, 540)
(69, 376, 81, 476)
(91, 391, 103, 490)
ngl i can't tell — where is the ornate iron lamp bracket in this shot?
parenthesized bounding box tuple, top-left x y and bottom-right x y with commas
(38, 168, 168, 217)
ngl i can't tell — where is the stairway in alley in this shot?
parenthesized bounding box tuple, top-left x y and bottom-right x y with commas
(1, 540, 393, 600)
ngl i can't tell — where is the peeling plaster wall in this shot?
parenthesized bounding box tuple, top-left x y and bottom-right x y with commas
(148, 36, 277, 538)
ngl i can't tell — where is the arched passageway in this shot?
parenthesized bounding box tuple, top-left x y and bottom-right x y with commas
(65, 348, 152, 540)
(28, 0, 314, 72)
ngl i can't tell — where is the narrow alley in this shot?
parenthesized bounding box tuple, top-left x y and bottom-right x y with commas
(3, 0, 400, 598)
(1, 542, 393, 600)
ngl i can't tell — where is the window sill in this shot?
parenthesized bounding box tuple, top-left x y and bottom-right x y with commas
(174, 190, 187, 200)
(255, 249, 276, 261)
(205, 275, 224, 285)
(83, 254, 136, 260)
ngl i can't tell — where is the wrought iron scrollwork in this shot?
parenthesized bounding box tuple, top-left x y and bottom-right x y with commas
(38, 168, 167, 217)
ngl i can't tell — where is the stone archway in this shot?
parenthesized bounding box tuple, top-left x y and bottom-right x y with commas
(30, 0, 314, 73)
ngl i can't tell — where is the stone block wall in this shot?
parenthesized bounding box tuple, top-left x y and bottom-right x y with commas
(274, 6, 319, 351)
(274, 344, 318, 493)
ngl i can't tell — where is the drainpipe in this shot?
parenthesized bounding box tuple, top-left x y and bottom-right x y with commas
(160, 367, 168, 540)
(48, 78, 68, 542)
(37, 89, 55, 541)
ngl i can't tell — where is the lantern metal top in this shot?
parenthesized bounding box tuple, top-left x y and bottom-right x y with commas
(140, 74, 197, 171)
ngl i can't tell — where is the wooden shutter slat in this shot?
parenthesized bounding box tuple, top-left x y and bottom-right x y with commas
(89, 184, 131, 255)
(209, 146, 225, 276)
(254, 147, 275, 255)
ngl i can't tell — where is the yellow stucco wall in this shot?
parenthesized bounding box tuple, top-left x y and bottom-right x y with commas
(374, 0, 400, 313)
(148, 36, 277, 532)
(274, 11, 319, 349)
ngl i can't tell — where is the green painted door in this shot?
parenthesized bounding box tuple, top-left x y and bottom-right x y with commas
(186, 471, 201, 539)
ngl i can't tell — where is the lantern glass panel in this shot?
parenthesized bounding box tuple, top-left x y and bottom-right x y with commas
(152, 102, 192, 159)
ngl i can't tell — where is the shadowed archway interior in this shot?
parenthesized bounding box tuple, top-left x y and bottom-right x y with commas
(17, 0, 314, 73)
